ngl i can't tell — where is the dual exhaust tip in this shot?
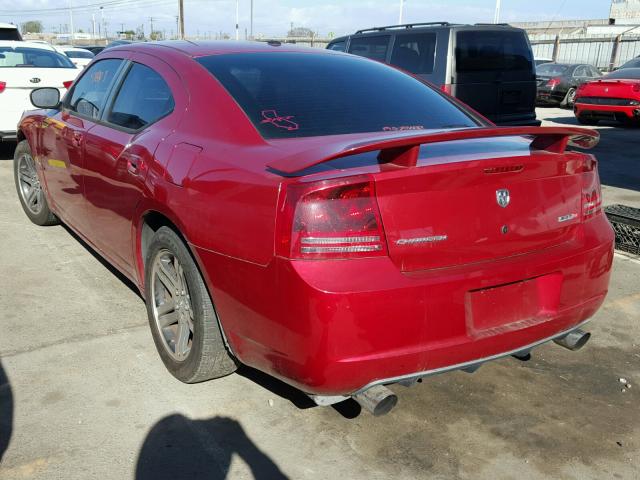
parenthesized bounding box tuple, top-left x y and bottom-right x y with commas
(350, 328, 590, 416)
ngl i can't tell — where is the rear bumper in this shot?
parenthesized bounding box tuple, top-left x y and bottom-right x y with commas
(196, 215, 614, 396)
(536, 87, 565, 105)
(575, 103, 640, 121)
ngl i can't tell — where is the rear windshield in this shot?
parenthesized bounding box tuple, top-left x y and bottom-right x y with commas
(65, 50, 94, 59)
(603, 68, 640, 80)
(455, 30, 533, 80)
(197, 52, 478, 139)
(0, 47, 75, 68)
(0, 28, 21, 41)
(536, 63, 569, 76)
(619, 58, 640, 69)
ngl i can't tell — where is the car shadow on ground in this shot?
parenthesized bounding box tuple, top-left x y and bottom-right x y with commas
(0, 360, 13, 464)
(135, 414, 288, 480)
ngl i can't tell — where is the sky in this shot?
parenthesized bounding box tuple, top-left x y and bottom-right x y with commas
(0, 0, 615, 39)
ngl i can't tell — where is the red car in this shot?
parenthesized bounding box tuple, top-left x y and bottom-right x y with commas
(574, 67, 640, 125)
(14, 41, 614, 415)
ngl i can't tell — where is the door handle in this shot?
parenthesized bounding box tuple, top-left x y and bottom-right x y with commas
(125, 153, 144, 175)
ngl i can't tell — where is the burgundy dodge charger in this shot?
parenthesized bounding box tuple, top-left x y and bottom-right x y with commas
(14, 41, 614, 415)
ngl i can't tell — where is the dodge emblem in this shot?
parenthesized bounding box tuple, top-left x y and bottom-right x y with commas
(496, 189, 510, 208)
(30, 77, 41, 84)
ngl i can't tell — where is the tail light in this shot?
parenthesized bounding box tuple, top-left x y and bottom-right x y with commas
(546, 78, 561, 88)
(63, 80, 74, 89)
(440, 84, 453, 95)
(276, 175, 388, 259)
(0, 81, 5, 94)
(582, 161, 602, 221)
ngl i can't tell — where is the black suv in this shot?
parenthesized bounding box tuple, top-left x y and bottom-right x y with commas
(327, 22, 540, 126)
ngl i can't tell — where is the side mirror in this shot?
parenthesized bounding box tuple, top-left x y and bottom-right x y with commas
(30, 87, 61, 109)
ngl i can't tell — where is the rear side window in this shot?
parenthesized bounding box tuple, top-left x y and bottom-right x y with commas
(0, 28, 21, 41)
(455, 30, 533, 80)
(0, 47, 75, 68)
(107, 62, 174, 130)
(327, 41, 346, 52)
(574, 66, 589, 77)
(390, 33, 437, 74)
(67, 59, 123, 119)
(348, 36, 390, 62)
(197, 52, 478, 139)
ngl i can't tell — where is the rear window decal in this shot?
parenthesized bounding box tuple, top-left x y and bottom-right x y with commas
(383, 125, 425, 131)
(260, 110, 299, 131)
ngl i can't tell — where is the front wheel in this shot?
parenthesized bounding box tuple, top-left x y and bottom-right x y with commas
(13, 140, 58, 226)
(144, 226, 237, 383)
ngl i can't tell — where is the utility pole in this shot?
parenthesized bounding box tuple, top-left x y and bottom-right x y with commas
(494, 0, 502, 24)
(150, 17, 154, 40)
(100, 6, 105, 40)
(178, 0, 185, 39)
(250, 0, 253, 39)
(69, 0, 75, 46)
(235, 0, 239, 40)
(92, 13, 96, 39)
(398, 0, 404, 24)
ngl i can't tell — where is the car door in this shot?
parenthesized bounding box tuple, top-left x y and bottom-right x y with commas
(39, 58, 125, 229)
(82, 55, 183, 277)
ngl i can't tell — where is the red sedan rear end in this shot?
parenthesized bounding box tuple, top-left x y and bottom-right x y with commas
(15, 42, 614, 415)
(574, 67, 640, 125)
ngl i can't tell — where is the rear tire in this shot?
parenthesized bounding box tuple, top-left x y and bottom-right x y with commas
(577, 116, 599, 126)
(144, 226, 237, 383)
(13, 140, 58, 226)
(561, 88, 577, 108)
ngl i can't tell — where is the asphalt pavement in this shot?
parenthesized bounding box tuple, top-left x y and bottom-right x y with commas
(0, 108, 638, 480)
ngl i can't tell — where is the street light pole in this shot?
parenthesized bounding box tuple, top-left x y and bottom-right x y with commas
(235, 0, 239, 40)
(69, 0, 75, 46)
(494, 0, 502, 24)
(250, 0, 253, 40)
(178, 0, 185, 39)
(398, 0, 404, 24)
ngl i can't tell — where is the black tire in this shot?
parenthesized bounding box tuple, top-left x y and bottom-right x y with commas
(13, 140, 58, 226)
(561, 88, 577, 108)
(144, 226, 237, 383)
(577, 116, 599, 126)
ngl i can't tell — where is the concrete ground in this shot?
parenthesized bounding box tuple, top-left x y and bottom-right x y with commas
(0, 107, 639, 480)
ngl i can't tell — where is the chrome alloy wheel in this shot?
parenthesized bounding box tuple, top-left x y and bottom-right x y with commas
(17, 153, 44, 216)
(150, 249, 194, 361)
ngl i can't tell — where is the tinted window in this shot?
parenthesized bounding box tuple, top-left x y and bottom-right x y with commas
(390, 33, 436, 74)
(0, 28, 21, 41)
(619, 58, 640, 69)
(67, 59, 123, 119)
(65, 50, 94, 59)
(327, 41, 346, 52)
(536, 63, 568, 76)
(456, 30, 533, 79)
(348, 36, 390, 62)
(603, 68, 640, 80)
(0, 47, 75, 68)
(107, 62, 174, 130)
(197, 52, 477, 139)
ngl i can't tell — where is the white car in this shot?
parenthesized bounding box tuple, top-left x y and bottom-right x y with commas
(54, 46, 95, 69)
(0, 41, 80, 141)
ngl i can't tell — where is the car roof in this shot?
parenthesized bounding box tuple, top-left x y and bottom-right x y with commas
(0, 40, 56, 51)
(0, 22, 18, 29)
(108, 40, 328, 58)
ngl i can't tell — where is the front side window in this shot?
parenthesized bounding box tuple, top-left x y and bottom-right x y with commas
(390, 33, 437, 74)
(67, 59, 123, 119)
(107, 62, 174, 130)
(0, 47, 75, 68)
(348, 36, 390, 62)
(197, 52, 478, 139)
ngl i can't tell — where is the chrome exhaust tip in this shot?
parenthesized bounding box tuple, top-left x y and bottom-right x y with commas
(553, 328, 591, 351)
(352, 385, 398, 416)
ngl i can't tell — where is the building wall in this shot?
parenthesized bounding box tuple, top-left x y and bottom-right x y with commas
(610, 0, 640, 24)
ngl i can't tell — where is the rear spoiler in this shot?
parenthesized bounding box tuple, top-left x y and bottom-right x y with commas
(267, 126, 599, 174)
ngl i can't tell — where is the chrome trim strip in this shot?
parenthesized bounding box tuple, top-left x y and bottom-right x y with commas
(353, 318, 592, 395)
(396, 235, 447, 245)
